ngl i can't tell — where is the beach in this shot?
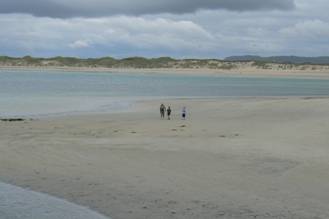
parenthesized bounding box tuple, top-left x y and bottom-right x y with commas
(1, 97, 329, 218)
(2, 66, 329, 78)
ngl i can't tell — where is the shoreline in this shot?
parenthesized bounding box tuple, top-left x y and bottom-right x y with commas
(1, 97, 329, 218)
(1, 95, 329, 120)
(0, 182, 110, 219)
(1, 65, 329, 78)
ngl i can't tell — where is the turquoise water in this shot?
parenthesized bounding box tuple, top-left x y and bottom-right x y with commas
(1, 70, 329, 117)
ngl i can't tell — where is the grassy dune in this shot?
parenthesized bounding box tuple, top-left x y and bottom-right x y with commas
(1, 56, 329, 73)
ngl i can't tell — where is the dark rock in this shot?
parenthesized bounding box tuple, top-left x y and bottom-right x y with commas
(0, 118, 26, 122)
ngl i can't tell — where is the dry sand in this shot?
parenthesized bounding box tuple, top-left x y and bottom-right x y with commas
(2, 66, 329, 78)
(1, 97, 329, 218)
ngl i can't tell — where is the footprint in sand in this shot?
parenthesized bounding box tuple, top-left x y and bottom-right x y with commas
(219, 133, 240, 138)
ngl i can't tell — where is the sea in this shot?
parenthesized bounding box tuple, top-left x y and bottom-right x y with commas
(1, 69, 329, 117)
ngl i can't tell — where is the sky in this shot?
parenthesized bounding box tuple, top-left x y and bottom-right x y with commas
(0, 0, 328, 58)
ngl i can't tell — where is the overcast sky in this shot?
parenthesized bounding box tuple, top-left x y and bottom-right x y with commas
(0, 0, 328, 58)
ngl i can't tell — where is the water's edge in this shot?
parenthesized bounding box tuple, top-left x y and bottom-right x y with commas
(0, 182, 110, 219)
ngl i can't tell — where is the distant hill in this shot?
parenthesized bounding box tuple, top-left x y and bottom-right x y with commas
(225, 56, 329, 65)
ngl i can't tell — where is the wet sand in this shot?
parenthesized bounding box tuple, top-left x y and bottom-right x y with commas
(1, 97, 329, 218)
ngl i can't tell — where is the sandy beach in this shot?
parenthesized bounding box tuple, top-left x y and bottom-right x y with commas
(2, 66, 329, 78)
(1, 97, 329, 218)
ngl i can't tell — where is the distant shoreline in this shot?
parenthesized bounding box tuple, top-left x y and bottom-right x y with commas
(1, 65, 329, 78)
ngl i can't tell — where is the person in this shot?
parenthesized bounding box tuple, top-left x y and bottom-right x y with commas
(160, 104, 166, 118)
(167, 106, 172, 120)
(182, 106, 186, 120)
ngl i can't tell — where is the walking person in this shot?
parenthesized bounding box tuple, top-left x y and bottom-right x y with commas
(167, 106, 172, 120)
(160, 104, 166, 119)
(182, 106, 186, 120)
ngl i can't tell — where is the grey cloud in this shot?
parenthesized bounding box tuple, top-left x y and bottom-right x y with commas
(0, 0, 73, 18)
(2, 0, 328, 58)
(0, 0, 295, 18)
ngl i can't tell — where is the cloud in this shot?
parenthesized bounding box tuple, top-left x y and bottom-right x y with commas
(280, 20, 329, 39)
(0, 0, 295, 18)
(0, 14, 217, 57)
(0, 0, 329, 58)
(69, 40, 91, 49)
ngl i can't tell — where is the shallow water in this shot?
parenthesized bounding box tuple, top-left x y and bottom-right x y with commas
(1, 70, 329, 117)
(0, 182, 110, 219)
